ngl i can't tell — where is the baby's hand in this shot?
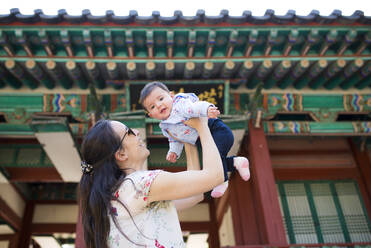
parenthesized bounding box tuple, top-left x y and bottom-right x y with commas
(207, 106, 220, 119)
(166, 152, 177, 163)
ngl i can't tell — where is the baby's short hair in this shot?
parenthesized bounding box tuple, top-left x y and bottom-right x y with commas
(139, 81, 170, 108)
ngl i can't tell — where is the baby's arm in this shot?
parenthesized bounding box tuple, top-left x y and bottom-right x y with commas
(161, 127, 184, 163)
(180, 99, 217, 119)
(168, 140, 184, 163)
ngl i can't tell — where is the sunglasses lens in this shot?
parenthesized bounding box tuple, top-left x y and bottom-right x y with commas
(129, 128, 135, 135)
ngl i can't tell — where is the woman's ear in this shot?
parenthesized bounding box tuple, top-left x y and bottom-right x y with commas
(115, 149, 128, 162)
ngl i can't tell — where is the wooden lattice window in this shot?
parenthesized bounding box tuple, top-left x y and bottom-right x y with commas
(277, 180, 371, 244)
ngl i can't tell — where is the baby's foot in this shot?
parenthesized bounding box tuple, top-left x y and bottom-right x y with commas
(211, 181, 229, 198)
(234, 157, 250, 181)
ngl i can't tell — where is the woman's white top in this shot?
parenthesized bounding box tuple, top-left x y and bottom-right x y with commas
(108, 170, 185, 248)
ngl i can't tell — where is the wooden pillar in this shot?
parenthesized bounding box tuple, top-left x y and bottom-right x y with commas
(229, 173, 261, 245)
(0, 234, 19, 248)
(349, 139, 371, 220)
(75, 203, 85, 248)
(247, 120, 287, 245)
(9, 234, 20, 248)
(18, 201, 34, 248)
(208, 199, 220, 248)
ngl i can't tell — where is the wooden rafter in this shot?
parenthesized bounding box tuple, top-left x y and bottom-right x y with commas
(0, 197, 21, 231)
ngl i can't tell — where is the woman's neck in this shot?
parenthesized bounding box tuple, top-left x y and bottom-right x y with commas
(121, 160, 146, 174)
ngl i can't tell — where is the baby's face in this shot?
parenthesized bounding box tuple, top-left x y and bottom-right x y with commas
(142, 87, 173, 120)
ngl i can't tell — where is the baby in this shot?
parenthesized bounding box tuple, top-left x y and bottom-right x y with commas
(140, 81, 250, 198)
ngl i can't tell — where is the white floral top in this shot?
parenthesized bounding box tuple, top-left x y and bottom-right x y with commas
(108, 170, 185, 248)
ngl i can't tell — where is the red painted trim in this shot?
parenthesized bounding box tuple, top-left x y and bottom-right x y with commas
(49, 94, 54, 112)
(263, 94, 268, 111)
(7, 167, 63, 182)
(274, 167, 359, 180)
(234, 93, 240, 112)
(270, 150, 351, 156)
(111, 94, 117, 112)
(0, 234, 16, 241)
(34, 200, 77, 204)
(247, 120, 287, 245)
(31, 223, 76, 234)
(180, 221, 210, 232)
(0, 197, 21, 231)
(81, 95, 87, 112)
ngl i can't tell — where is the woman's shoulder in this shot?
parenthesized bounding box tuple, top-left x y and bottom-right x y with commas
(121, 170, 163, 194)
(113, 170, 164, 207)
(126, 170, 163, 181)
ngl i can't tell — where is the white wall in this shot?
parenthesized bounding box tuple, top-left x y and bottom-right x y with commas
(33, 204, 78, 223)
(0, 183, 25, 218)
(178, 203, 209, 222)
(0, 241, 9, 248)
(219, 206, 236, 246)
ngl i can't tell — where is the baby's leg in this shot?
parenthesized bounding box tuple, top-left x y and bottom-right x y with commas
(211, 181, 229, 198)
(210, 119, 250, 182)
(209, 119, 234, 198)
(233, 157, 250, 181)
(209, 119, 234, 182)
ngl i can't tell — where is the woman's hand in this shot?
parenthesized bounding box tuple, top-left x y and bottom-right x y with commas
(183, 117, 208, 131)
(167, 117, 208, 143)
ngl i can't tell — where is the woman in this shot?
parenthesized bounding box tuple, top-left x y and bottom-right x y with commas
(79, 117, 223, 247)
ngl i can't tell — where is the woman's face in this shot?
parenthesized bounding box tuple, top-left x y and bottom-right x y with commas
(111, 121, 149, 166)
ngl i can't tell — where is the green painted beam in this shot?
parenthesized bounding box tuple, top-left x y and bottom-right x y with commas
(262, 93, 371, 118)
(31, 118, 70, 133)
(0, 123, 34, 136)
(0, 92, 369, 126)
(264, 121, 371, 135)
(0, 144, 53, 168)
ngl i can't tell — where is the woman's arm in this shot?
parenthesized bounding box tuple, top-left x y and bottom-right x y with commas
(173, 143, 204, 211)
(147, 117, 224, 202)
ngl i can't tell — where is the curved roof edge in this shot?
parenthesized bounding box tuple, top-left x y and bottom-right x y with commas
(0, 8, 370, 25)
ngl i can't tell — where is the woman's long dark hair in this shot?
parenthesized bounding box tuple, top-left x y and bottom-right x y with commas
(79, 119, 126, 248)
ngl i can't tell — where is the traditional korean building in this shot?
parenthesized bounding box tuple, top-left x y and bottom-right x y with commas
(0, 8, 370, 248)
